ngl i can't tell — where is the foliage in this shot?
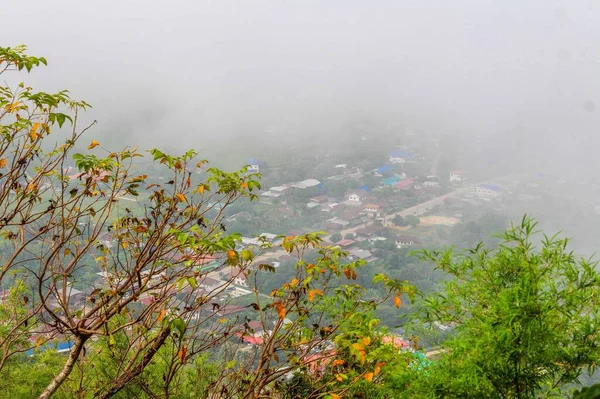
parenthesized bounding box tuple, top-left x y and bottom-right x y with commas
(406, 216, 600, 398)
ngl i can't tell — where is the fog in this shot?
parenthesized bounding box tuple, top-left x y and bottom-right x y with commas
(1, 1, 598, 156)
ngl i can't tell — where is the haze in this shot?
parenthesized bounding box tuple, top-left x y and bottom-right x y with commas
(2, 0, 600, 170)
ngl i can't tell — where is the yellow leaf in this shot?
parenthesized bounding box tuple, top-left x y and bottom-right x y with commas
(29, 131, 38, 142)
(364, 372, 374, 382)
(290, 278, 299, 288)
(0, 158, 6, 168)
(175, 193, 186, 202)
(35, 337, 44, 351)
(121, 241, 129, 249)
(31, 122, 40, 133)
(394, 296, 402, 308)
(88, 140, 100, 149)
(362, 337, 371, 346)
(197, 185, 205, 195)
(335, 374, 343, 382)
(218, 318, 227, 323)
(351, 342, 364, 351)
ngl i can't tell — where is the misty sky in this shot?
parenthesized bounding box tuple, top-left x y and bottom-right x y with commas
(2, 0, 600, 160)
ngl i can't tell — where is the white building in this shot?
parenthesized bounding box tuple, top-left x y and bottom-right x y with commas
(450, 170, 467, 183)
(346, 190, 368, 205)
(389, 150, 411, 164)
(293, 179, 321, 189)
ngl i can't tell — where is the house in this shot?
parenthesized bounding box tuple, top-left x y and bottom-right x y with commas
(268, 185, 289, 193)
(346, 190, 369, 205)
(229, 270, 249, 288)
(325, 217, 350, 230)
(69, 170, 111, 183)
(476, 183, 502, 198)
(382, 335, 410, 350)
(259, 233, 278, 242)
(334, 239, 355, 248)
(449, 170, 467, 183)
(236, 333, 264, 346)
(367, 236, 387, 244)
(246, 159, 260, 173)
(395, 235, 418, 248)
(241, 236, 261, 247)
(355, 225, 387, 239)
(396, 178, 414, 190)
(376, 165, 393, 175)
(310, 195, 330, 204)
(199, 276, 222, 292)
(348, 249, 377, 262)
(381, 176, 400, 186)
(422, 181, 440, 189)
(364, 203, 384, 217)
(389, 150, 411, 164)
(293, 179, 321, 189)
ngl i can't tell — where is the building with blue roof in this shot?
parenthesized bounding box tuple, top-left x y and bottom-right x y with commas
(381, 176, 400, 186)
(476, 183, 502, 198)
(377, 165, 393, 174)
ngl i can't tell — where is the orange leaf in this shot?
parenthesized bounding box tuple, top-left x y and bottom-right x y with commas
(197, 185, 205, 195)
(88, 140, 100, 149)
(332, 359, 345, 366)
(31, 122, 40, 133)
(343, 268, 351, 279)
(227, 250, 237, 260)
(175, 193, 186, 202)
(28, 131, 38, 142)
(362, 337, 371, 346)
(0, 158, 6, 168)
(364, 372, 374, 382)
(394, 296, 402, 308)
(335, 374, 343, 382)
(330, 394, 341, 399)
(290, 278, 299, 287)
(307, 289, 316, 302)
(178, 346, 187, 364)
(158, 309, 166, 323)
(275, 303, 286, 319)
(240, 182, 248, 189)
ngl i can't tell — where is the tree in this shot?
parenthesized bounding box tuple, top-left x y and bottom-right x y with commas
(0, 45, 262, 398)
(406, 217, 600, 398)
(405, 215, 420, 228)
(392, 215, 406, 226)
(330, 232, 342, 243)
